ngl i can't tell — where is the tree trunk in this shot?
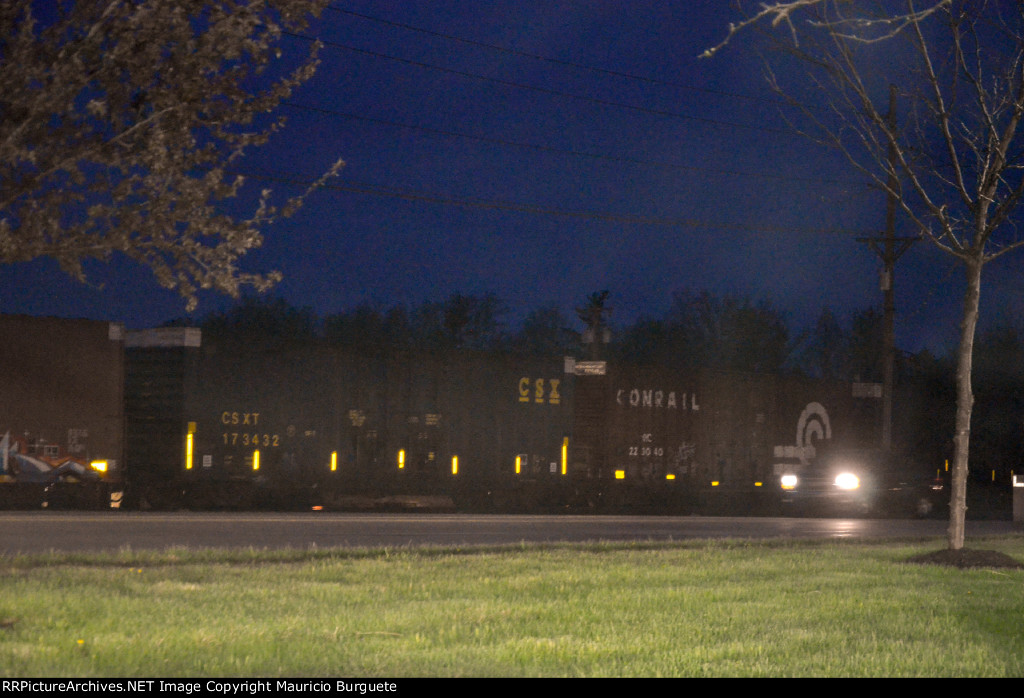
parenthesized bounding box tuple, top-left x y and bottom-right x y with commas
(949, 257, 983, 550)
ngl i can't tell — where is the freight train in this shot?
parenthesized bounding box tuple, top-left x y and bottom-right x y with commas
(0, 314, 937, 514)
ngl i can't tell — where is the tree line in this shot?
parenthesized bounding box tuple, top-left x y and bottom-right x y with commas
(188, 290, 900, 380)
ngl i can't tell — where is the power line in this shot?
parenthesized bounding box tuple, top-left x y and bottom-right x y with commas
(239, 168, 868, 237)
(284, 101, 868, 189)
(283, 30, 802, 138)
(326, 5, 794, 109)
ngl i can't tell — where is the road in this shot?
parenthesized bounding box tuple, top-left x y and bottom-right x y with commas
(0, 512, 1019, 553)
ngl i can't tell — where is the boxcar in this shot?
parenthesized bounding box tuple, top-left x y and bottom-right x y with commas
(565, 359, 877, 513)
(123, 328, 573, 510)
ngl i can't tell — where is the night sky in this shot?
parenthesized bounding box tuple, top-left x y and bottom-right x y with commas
(4, 1, 1023, 353)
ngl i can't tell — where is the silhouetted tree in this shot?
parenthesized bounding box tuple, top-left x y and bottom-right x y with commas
(513, 306, 577, 356)
(711, 0, 1024, 548)
(323, 303, 414, 354)
(201, 295, 318, 342)
(404, 293, 508, 352)
(442, 293, 507, 350)
(848, 307, 884, 383)
(798, 308, 850, 380)
(614, 317, 674, 366)
(666, 290, 791, 372)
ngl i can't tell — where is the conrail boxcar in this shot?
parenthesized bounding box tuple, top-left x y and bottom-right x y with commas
(565, 360, 877, 513)
(0, 315, 124, 509)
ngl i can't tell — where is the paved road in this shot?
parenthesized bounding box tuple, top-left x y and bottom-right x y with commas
(0, 512, 1019, 553)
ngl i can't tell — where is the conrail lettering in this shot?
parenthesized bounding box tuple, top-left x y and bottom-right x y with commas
(221, 411, 261, 426)
(615, 389, 699, 410)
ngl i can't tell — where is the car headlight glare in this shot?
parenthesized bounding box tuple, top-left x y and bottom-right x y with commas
(834, 472, 860, 490)
(780, 474, 798, 490)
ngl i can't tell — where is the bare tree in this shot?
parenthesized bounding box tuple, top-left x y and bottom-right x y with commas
(0, 0, 343, 310)
(666, 290, 792, 373)
(709, 0, 1024, 549)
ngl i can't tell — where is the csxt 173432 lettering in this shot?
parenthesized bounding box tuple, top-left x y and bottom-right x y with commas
(0, 316, 893, 513)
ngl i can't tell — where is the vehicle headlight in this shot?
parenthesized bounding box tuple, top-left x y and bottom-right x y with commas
(834, 472, 860, 490)
(780, 474, 798, 490)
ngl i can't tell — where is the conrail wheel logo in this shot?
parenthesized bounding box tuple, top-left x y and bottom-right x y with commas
(796, 402, 831, 454)
(773, 401, 831, 467)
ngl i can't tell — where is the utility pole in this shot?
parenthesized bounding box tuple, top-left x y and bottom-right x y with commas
(857, 86, 917, 452)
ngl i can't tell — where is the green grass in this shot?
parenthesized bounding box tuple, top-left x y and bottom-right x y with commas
(2, 537, 1023, 677)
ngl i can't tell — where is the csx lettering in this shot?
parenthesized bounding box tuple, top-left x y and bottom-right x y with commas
(221, 411, 261, 426)
(518, 378, 561, 405)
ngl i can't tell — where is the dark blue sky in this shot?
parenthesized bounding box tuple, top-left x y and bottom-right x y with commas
(4, 1, 1022, 353)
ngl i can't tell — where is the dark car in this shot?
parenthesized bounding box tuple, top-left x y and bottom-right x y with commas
(779, 448, 946, 518)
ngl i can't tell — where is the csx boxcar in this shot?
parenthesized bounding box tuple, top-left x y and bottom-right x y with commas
(0, 315, 124, 508)
(124, 328, 572, 510)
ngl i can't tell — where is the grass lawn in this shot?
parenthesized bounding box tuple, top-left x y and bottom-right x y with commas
(2, 537, 1023, 677)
